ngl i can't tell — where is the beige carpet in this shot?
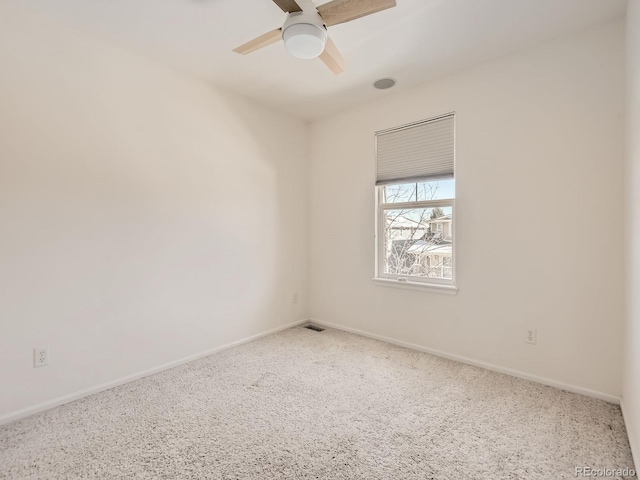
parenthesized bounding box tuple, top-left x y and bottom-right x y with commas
(0, 325, 636, 479)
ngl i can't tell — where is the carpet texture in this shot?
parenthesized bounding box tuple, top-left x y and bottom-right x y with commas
(0, 326, 636, 479)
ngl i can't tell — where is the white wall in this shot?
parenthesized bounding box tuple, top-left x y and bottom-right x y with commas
(0, 3, 309, 420)
(623, 0, 640, 464)
(309, 20, 625, 399)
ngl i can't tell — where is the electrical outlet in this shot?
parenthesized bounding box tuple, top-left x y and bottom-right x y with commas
(293, 293, 298, 304)
(525, 329, 537, 345)
(34, 347, 49, 367)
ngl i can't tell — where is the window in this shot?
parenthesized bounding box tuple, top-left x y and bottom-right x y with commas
(375, 114, 456, 288)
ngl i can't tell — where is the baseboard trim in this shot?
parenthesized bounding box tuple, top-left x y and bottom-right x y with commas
(620, 398, 639, 469)
(0, 319, 309, 426)
(311, 319, 621, 405)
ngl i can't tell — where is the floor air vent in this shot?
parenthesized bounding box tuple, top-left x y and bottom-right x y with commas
(305, 325, 325, 332)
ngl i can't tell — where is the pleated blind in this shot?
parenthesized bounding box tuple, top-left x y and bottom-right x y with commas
(375, 114, 455, 185)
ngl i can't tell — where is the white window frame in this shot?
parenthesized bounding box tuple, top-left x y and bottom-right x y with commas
(373, 113, 457, 294)
(374, 187, 457, 292)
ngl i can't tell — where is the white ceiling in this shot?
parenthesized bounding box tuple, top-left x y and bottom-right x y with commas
(5, 0, 627, 120)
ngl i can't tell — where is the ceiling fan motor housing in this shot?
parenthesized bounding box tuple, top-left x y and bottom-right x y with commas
(282, 11, 327, 59)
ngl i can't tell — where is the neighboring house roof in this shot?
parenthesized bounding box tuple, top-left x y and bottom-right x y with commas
(407, 240, 453, 255)
(387, 214, 451, 229)
(387, 216, 425, 229)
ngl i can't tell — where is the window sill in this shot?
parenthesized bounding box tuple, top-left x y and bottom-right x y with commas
(372, 278, 458, 295)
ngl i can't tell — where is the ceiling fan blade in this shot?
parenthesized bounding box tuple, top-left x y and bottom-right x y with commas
(233, 28, 282, 55)
(272, 0, 303, 13)
(319, 37, 346, 75)
(317, 0, 396, 27)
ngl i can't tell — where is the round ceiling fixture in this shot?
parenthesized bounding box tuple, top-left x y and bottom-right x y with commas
(283, 23, 327, 59)
(373, 78, 397, 90)
(282, 13, 328, 60)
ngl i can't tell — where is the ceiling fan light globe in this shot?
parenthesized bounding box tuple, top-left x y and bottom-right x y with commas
(283, 23, 327, 59)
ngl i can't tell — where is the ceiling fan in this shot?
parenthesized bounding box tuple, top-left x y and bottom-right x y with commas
(233, 0, 397, 75)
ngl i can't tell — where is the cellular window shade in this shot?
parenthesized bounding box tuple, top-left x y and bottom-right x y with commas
(375, 114, 455, 185)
